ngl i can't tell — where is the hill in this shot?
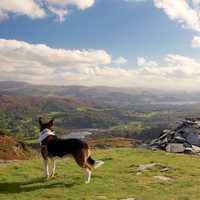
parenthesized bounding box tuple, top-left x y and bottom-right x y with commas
(0, 148, 200, 200)
(1, 81, 200, 106)
(2, 81, 200, 141)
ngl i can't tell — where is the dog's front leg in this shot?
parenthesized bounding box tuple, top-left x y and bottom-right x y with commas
(43, 159, 49, 179)
(84, 168, 91, 184)
(50, 158, 56, 177)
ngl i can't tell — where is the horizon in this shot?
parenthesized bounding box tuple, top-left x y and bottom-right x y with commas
(0, 1, 200, 91)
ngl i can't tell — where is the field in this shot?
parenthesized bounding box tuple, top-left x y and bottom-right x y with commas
(0, 148, 200, 200)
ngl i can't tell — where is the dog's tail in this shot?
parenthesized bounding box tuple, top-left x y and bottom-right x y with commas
(87, 156, 104, 169)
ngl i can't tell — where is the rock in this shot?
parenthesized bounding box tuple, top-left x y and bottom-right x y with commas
(137, 163, 166, 171)
(166, 143, 185, 153)
(154, 175, 172, 182)
(160, 167, 169, 172)
(137, 163, 158, 171)
(150, 118, 200, 154)
(192, 145, 200, 153)
(186, 133, 200, 146)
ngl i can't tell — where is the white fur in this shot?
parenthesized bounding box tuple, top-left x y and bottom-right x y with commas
(94, 160, 104, 169)
(39, 128, 55, 145)
(84, 168, 91, 184)
(43, 159, 49, 179)
(50, 159, 56, 177)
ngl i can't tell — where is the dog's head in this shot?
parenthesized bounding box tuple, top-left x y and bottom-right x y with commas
(39, 117, 54, 132)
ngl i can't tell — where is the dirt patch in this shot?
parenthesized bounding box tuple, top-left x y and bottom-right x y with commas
(0, 135, 37, 160)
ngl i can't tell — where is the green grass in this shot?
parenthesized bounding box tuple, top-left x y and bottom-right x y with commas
(0, 148, 200, 200)
(24, 138, 39, 145)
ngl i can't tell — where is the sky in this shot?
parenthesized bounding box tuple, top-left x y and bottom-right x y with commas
(0, 0, 200, 91)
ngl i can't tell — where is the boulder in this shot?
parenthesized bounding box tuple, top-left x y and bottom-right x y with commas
(166, 143, 185, 153)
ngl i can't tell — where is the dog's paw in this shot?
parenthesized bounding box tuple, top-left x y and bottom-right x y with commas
(85, 180, 90, 184)
(94, 160, 104, 169)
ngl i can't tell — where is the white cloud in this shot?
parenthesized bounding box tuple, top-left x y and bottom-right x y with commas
(46, 0, 95, 22)
(0, 0, 46, 21)
(154, 0, 200, 32)
(46, 0, 95, 10)
(113, 56, 127, 65)
(1, 38, 200, 91)
(137, 57, 158, 67)
(0, 0, 95, 22)
(48, 6, 68, 23)
(192, 36, 200, 47)
(0, 10, 9, 21)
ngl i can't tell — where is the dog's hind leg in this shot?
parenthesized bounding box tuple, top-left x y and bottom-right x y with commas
(73, 150, 92, 184)
(43, 159, 49, 179)
(50, 158, 56, 177)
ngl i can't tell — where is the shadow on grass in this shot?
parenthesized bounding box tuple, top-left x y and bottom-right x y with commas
(0, 177, 76, 194)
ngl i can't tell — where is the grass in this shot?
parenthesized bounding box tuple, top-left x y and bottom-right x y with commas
(0, 148, 200, 200)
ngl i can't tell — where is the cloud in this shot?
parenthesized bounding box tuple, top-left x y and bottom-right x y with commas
(137, 57, 158, 67)
(0, 0, 95, 22)
(48, 6, 68, 23)
(46, 0, 95, 10)
(1, 38, 200, 91)
(0, 0, 46, 21)
(154, 0, 200, 32)
(112, 56, 127, 65)
(192, 36, 200, 48)
(46, 0, 95, 22)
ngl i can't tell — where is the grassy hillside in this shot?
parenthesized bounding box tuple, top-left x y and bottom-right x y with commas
(0, 148, 200, 200)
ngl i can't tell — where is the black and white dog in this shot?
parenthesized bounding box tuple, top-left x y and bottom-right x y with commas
(39, 118, 104, 184)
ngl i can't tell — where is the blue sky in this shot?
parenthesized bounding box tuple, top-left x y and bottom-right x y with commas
(0, 0, 200, 90)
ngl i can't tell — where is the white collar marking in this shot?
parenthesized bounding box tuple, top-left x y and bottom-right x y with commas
(39, 128, 55, 145)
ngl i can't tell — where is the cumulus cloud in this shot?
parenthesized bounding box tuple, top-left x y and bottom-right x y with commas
(0, 0, 95, 22)
(192, 36, 200, 47)
(1, 38, 200, 91)
(46, 0, 95, 10)
(46, 0, 95, 22)
(48, 6, 68, 23)
(112, 56, 127, 65)
(154, 0, 200, 32)
(137, 57, 158, 67)
(0, 0, 46, 20)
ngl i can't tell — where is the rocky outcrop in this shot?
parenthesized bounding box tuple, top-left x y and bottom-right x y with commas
(150, 118, 200, 154)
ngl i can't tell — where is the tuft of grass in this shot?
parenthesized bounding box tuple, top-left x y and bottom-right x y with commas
(0, 148, 200, 200)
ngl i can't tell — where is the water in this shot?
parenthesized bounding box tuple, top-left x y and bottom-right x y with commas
(62, 131, 93, 139)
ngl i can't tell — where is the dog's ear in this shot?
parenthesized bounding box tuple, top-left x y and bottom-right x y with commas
(49, 118, 54, 126)
(38, 117, 43, 126)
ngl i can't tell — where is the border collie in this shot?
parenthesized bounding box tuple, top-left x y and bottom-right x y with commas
(39, 117, 104, 184)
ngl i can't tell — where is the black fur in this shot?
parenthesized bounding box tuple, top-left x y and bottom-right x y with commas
(87, 156, 95, 165)
(46, 136, 89, 158)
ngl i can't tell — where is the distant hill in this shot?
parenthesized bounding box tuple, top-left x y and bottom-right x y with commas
(0, 95, 101, 137)
(1, 81, 200, 105)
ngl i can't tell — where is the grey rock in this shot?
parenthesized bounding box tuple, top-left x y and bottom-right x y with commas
(150, 118, 200, 154)
(166, 143, 185, 153)
(154, 175, 172, 182)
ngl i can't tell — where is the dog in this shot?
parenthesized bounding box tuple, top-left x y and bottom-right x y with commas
(39, 117, 104, 184)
